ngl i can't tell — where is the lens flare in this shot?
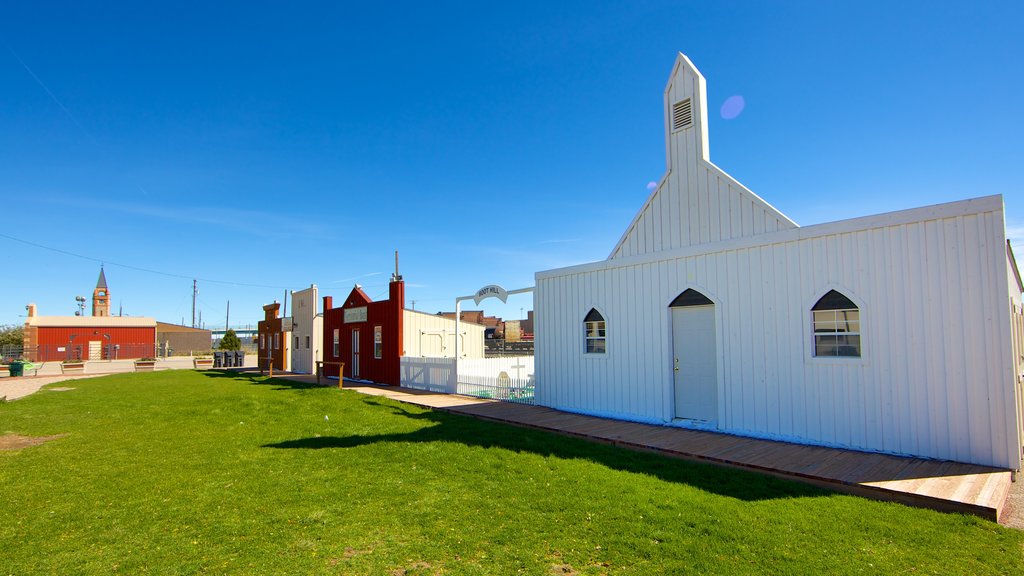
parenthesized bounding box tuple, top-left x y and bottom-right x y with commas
(720, 95, 745, 120)
(646, 181, 658, 192)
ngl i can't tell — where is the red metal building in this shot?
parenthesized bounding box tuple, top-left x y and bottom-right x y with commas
(21, 268, 158, 361)
(23, 305, 157, 361)
(322, 277, 404, 384)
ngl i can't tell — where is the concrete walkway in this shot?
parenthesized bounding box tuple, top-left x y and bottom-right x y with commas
(0, 356, 258, 401)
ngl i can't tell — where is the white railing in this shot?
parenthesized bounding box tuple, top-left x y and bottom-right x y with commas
(400, 356, 456, 393)
(399, 355, 536, 404)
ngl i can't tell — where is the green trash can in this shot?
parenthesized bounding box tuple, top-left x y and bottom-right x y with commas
(9, 361, 25, 377)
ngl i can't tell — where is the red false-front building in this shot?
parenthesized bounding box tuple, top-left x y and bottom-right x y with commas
(322, 275, 404, 384)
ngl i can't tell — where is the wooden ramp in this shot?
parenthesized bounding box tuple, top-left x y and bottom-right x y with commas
(280, 376, 1013, 522)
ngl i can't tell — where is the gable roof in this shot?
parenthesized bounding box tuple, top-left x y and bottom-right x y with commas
(608, 53, 797, 260)
(342, 285, 374, 308)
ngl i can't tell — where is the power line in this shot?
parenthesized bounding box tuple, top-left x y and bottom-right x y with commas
(0, 232, 293, 290)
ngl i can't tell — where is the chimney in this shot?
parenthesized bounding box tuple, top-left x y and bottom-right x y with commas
(323, 296, 333, 311)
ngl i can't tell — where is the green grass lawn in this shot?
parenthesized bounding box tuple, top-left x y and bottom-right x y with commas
(1, 371, 1021, 575)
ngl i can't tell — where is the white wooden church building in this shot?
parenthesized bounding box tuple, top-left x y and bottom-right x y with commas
(534, 53, 1024, 471)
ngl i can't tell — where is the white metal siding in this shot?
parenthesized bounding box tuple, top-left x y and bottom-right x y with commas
(609, 54, 796, 259)
(402, 310, 485, 359)
(537, 200, 1020, 469)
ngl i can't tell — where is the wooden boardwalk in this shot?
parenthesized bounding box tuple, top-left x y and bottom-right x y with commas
(280, 375, 1013, 521)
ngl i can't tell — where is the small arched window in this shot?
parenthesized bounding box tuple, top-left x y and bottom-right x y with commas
(812, 290, 861, 357)
(584, 309, 606, 354)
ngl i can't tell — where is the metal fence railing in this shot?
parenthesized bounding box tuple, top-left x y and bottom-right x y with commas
(12, 343, 160, 362)
(457, 374, 535, 405)
(398, 355, 537, 405)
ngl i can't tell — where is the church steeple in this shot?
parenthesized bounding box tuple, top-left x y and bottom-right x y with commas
(92, 266, 110, 317)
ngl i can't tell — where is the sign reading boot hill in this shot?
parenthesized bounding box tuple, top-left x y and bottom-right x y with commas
(474, 285, 508, 305)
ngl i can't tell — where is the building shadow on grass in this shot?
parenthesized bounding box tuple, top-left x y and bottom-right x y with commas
(261, 395, 830, 503)
(197, 370, 328, 391)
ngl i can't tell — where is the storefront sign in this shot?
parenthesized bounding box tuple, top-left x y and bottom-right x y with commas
(344, 306, 368, 323)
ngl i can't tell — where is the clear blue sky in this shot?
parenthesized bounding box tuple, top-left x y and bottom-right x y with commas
(1, 1, 1021, 329)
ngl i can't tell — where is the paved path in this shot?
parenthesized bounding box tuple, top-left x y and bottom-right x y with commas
(0, 357, 258, 401)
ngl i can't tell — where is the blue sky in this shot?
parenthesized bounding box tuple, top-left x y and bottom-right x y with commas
(1, 1, 1021, 329)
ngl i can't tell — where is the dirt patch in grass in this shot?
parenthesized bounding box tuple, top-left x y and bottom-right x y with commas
(0, 433, 68, 451)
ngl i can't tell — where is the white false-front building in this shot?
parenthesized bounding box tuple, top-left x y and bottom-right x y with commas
(535, 53, 1024, 471)
(288, 285, 323, 375)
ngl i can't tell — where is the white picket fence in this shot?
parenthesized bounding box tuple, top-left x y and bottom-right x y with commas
(399, 355, 535, 404)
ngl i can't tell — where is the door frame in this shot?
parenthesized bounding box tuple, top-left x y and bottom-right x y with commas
(667, 286, 723, 426)
(351, 328, 360, 379)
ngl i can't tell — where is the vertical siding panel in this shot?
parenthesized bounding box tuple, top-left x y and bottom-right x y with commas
(794, 238, 811, 438)
(873, 226, 895, 453)
(564, 275, 574, 410)
(698, 166, 710, 244)
(924, 220, 949, 458)
(652, 197, 663, 254)
(670, 173, 681, 251)
(733, 249, 751, 430)
(891, 225, 913, 454)
(767, 243, 784, 435)
(636, 264, 649, 417)
(946, 217, 970, 462)
(714, 250, 728, 424)
(725, 250, 740, 429)
(854, 230, 872, 450)
(978, 211, 1005, 464)
(909, 222, 931, 457)
(808, 236, 827, 443)
(615, 267, 629, 417)
(962, 214, 989, 461)
(749, 246, 767, 432)
(606, 265, 620, 417)
(580, 273, 589, 411)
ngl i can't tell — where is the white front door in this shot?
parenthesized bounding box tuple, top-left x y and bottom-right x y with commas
(352, 329, 360, 379)
(88, 340, 102, 361)
(672, 304, 717, 423)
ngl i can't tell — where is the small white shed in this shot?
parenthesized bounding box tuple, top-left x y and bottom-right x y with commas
(535, 53, 1024, 471)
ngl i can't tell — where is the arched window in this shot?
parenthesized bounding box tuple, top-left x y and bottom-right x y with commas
(812, 290, 861, 357)
(584, 309, 606, 354)
(670, 288, 713, 307)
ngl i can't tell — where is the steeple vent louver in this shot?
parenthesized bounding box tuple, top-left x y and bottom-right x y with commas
(671, 98, 693, 132)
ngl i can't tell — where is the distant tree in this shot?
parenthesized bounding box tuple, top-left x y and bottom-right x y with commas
(218, 329, 242, 351)
(0, 325, 24, 348)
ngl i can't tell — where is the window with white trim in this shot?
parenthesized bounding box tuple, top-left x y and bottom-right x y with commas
(259, 334, 265, 350)
(812, 290, 861, 357)
(333, 329, 340, 357)
(584, 309, 606, 354)
(273, 333, 279, 350)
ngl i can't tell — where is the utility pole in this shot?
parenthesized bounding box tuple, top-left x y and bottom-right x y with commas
(199, 310, 202, 329)
(283, 289, 288, 318)
(226, 300, 230, 333)
(191, 279, 197, 328)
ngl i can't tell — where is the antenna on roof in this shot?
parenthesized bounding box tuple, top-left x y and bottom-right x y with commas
(392, 250, 402, 282)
